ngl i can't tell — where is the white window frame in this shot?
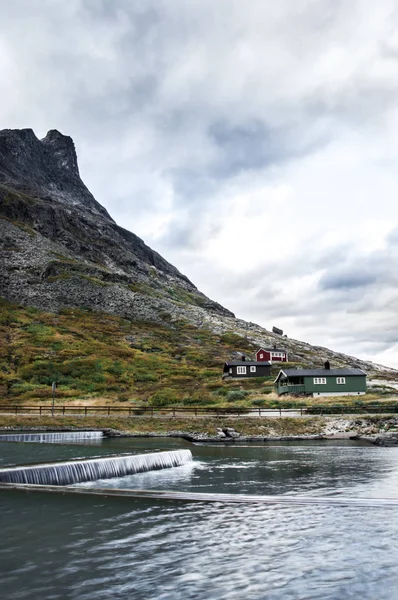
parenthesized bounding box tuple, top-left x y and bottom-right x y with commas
(313, 377, 327, 385)
(336, 377, 346, 384)
(259, 353, 264, 358)
(237, 366, 247, 375)
(250, 366, 256, 373)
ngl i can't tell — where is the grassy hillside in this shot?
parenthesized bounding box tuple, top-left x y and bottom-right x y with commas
(0, 298, 270, 405)
(1, 298, 397, 408)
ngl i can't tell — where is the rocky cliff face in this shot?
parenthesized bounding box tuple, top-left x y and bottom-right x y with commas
(0, 128, 396, 378)
(0, 128, 233, 322)
(0, 129, 109, 218)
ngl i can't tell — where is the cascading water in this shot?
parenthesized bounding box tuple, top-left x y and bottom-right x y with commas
(0, 431, 104, 443)
(0, 449, 193, 486)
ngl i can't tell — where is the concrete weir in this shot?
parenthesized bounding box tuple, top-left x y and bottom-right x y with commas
(0, 431, 104, 443)
(0, 450, 193, 486)
(1, 483, 398, 508)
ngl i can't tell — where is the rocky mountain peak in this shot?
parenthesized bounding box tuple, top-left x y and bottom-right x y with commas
(0, 127, 234, 323)
(0, 128, 110, 219)
(40, 129, 80, 176)
(0, 127, 78, 178)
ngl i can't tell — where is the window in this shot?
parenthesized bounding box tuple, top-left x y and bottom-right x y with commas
(313, 378, 326, 385)
(237, 366, 247, 375)
(336, 377, 346, 384)
(288, 377, 304, 385)
(250, 366, 256, 373)
(259, 353, 264, 358)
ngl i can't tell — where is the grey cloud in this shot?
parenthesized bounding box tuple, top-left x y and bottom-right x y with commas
(207, 119, 330, 179)
(166, 169, 218, 202)
(319, 270, 377, 291)
(387, 227, 398, 246)
(318, 245, 398, 299)
(209, 120, 281, 175)
(160, 215, 222, 250)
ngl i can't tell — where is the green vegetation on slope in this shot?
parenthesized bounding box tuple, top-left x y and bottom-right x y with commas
(0, 298, 267, 404)
(1, 298, 397, 408)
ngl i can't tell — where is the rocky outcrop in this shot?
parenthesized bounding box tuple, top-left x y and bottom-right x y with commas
(0, 128, 110, 219)
(0, 128, 234, 322)
(216, 427, 240, 439)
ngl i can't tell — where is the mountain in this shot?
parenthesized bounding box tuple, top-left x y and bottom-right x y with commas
(0, 128, 396, 382)
(0, 128, 233, 322)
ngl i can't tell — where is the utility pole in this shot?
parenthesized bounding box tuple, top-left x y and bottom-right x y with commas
(52, 381, 56, 417)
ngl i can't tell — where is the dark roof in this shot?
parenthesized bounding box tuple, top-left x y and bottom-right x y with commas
(257, 347, 286, 353)
(277, 368, 366, 379)
(224, 361, 272, 367)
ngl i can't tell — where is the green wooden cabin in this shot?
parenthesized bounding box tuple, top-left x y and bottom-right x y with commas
(275, 367, 366, 397)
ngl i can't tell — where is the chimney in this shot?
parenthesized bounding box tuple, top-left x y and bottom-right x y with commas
(324, 360, 330, 370)
(242, 354, 246, 362)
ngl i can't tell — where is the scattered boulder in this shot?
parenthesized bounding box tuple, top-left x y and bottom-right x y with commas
(223, 427, 240, 438)
(370, 433, 398, 446)
(272, 326, 283, 335)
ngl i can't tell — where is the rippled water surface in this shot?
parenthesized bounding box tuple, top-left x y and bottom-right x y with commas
(2, 437, 398, 599)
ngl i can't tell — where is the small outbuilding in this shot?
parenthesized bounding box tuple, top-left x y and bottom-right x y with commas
(256, 346, 288, 363)
(223, 361, 271, 379)
(274, 366, 366, 397)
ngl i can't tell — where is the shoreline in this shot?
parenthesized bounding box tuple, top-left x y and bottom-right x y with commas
(0, 423, 396, 446)
(1, 414, 398, 445)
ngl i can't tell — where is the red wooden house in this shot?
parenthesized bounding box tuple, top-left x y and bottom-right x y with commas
(256, 346, 288, 363)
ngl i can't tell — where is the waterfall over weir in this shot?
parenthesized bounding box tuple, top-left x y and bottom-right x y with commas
(0, 431, 104, 443)
(0, 450, 193, 486)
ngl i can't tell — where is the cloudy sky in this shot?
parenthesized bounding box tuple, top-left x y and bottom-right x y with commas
(2, 0, 398, 367)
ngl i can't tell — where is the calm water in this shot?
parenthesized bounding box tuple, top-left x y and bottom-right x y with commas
(1, 437, 398, 599)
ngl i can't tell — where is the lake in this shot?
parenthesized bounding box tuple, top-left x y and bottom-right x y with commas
(1, 437, 398, 599)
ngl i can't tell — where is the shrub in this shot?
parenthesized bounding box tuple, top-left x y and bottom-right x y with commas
(252, 398, 267, 407)
(117, 393, 132, 402)
(213, 387, 229, 396)
(149, 388, 179, 406)
(107, 361, 125, 377)
(9, 382, 38, 395)
(227, 390, 248, 402)
(220, 332, 244, 345)
(134, 371, 159, 382)
(181, 391, 218, 405)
